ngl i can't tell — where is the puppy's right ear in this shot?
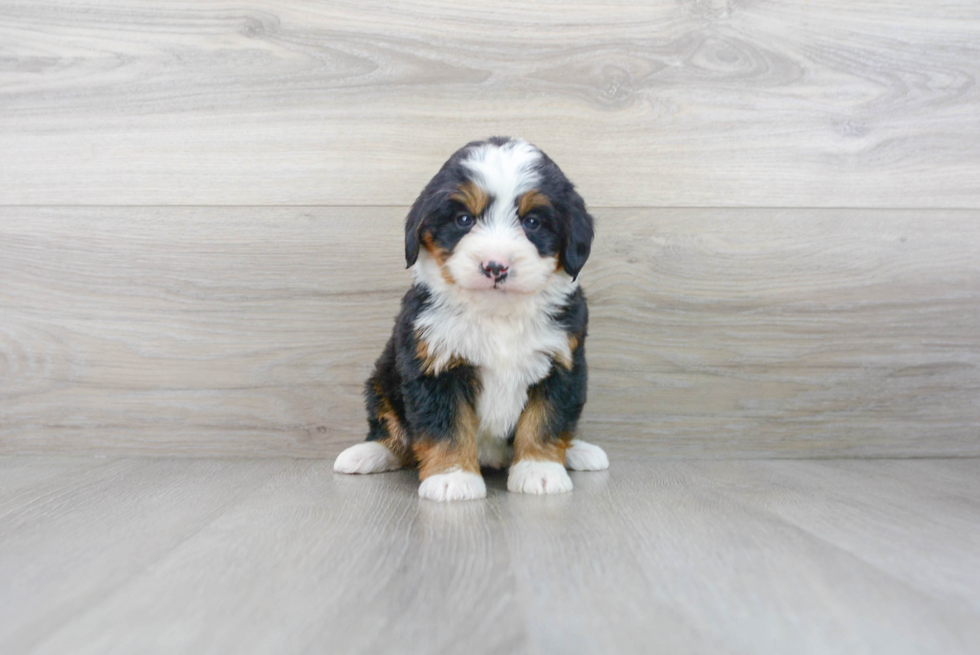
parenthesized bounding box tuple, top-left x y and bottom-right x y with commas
(404, 196, 426, 268)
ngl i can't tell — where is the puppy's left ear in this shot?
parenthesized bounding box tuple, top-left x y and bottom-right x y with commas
(560, 194, 594, 280)
(404, 196, 426, 268)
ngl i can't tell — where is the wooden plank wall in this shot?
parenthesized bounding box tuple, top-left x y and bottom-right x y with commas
(1, 1, 978, 457)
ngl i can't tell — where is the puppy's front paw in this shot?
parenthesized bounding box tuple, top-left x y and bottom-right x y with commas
(564, 439, 609, 471)
(334, 441, 402, 474)
(418, 469, 487, 501)
(507, 460, 573, 494)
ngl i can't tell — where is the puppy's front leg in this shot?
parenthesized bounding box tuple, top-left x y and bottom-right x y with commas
(411, 391, 485, 502)
(507, 389, 574, 495)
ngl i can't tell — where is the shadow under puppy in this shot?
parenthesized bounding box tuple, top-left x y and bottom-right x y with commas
(335, 137, 609, 501)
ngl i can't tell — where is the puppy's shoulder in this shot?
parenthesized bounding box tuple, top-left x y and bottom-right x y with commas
(553, 285, 588, 338)
(389, 284, 427, 352)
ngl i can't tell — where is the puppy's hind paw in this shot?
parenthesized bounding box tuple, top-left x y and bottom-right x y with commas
(418, 469, 487, 501)
(334, 441, 402, 474)
(507, 460, 573, 494)
(564, 439, 609, 471)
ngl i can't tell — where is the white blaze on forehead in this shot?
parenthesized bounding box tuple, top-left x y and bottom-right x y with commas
(462, 140, 542, 225)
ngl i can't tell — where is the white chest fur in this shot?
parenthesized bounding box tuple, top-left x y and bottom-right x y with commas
(413, 278, 575, 443)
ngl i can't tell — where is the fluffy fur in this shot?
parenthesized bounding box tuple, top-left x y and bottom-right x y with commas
(334, 137, 608, 501)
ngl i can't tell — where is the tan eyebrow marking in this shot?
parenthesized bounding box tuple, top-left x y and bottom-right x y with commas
(450, 180, 489, 217)
(517, 190, 552, 217)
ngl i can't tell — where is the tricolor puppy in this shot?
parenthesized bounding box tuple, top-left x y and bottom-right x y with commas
(334, 137, 608, 501)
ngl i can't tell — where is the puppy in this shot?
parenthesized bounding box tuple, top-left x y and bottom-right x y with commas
(334, 137, 608, 500)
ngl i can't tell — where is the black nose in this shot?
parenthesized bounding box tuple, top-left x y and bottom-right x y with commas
(482, 261, 509, 280)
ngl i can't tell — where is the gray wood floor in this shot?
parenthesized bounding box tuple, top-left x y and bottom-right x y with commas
(2, 451, 979, 655)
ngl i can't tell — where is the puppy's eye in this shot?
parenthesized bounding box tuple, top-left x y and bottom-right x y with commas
(522, 216, 541, 232)
(455, 213, 474, 228)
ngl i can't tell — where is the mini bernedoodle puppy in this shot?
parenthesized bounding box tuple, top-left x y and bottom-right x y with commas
(334, 137, 608, 501)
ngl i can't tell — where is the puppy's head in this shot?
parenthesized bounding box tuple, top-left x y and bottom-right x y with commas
(405, 137, 594, 295)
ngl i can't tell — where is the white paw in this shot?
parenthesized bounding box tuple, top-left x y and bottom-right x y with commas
(418, 469, 487, 501)
(564, 439, 609, 471)
(507, 460, 573, 495)
(333, 441, 402, 474)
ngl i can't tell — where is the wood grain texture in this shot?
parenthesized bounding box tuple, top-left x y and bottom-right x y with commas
(1, 455, 979, 654)
(1, 206, 977, 457)
(1, 1, 979, 207)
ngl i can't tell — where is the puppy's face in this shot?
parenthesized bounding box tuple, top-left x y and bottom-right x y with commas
(406, 138, 594, 295)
